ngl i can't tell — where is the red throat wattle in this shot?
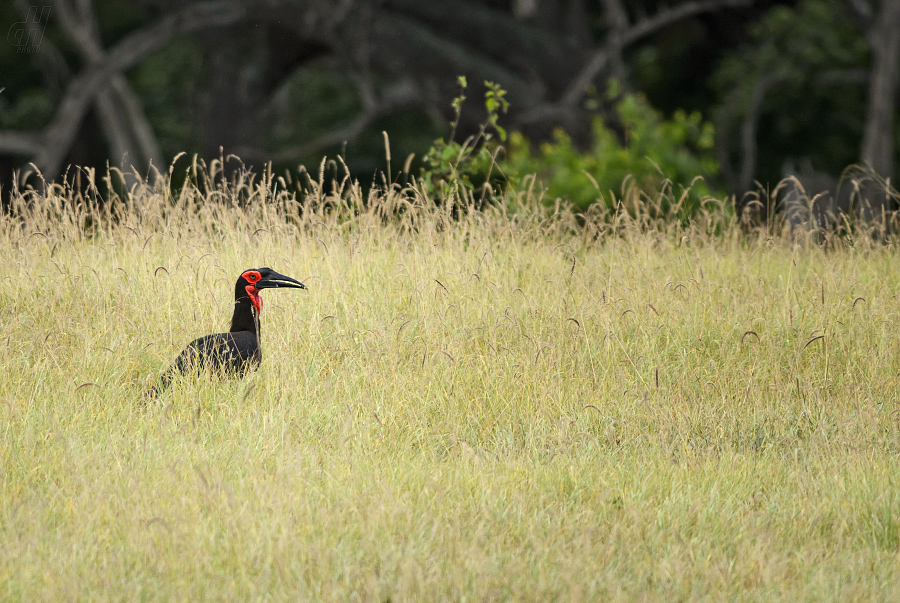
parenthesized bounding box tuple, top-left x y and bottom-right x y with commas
(245, 284, 262, 314)
(242, 270, 263, 314)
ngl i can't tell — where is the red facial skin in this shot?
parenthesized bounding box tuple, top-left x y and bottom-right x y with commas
(242, 270, 263, 314)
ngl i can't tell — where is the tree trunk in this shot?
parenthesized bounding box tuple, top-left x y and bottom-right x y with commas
(859, 0, 900, 222)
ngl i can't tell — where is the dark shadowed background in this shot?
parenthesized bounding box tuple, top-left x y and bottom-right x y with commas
(1, 0, 898, 216)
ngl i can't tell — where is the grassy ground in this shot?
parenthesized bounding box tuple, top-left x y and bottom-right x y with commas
(1, 171, 900, 600)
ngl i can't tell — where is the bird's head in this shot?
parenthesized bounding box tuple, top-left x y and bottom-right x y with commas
(236, 267, 306, 314)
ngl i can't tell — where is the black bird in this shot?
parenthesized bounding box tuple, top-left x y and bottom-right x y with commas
(153, 267, 305, 394)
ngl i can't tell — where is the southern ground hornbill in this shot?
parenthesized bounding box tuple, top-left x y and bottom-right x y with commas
(152, 267, 305, 395)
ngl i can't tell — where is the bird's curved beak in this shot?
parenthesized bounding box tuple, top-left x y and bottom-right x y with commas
(256, 271, 306, 290)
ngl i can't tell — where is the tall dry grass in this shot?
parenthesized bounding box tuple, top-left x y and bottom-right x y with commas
(1, 160, 899, 600)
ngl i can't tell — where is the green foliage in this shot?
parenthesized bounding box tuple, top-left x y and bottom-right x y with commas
(483, 80, 509, 142)
(502, 84, 720, 214)
(419, 77, 508, 198)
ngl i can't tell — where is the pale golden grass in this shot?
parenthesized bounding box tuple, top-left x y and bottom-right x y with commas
(1, 163, 900, 600)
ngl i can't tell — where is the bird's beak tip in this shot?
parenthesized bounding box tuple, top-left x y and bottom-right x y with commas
(258, 271, 306, 290)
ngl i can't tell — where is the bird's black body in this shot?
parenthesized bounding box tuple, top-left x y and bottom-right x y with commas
(153, 267, 305, 394)
(166, 331, 261, 378)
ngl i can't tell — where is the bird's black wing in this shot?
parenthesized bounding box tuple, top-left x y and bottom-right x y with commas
(152, 331, 260, 395)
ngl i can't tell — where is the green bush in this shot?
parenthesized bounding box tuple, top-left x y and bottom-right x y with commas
(419, 77, 508, 200)
(502, 84, 721, 215)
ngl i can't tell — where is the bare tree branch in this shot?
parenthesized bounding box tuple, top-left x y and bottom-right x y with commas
(0, 133, 43, 156)
(520, 0, 752, 125)
(846, 0, 873, 19)
(512, 0, 539, 19)
(600, 0, 630, 87)
(236, 79, 420, 163)
(738, 74, 778, 193)
(622, 0, 751, 45)
(110, 78, 164, 171)
(714, 103, 738, 193)
(53, 0, 165, 179)
(374, 12, 540, 105)
(563, 0, 752, 105)
(56, 0, 138, 171)
(846, 0, 875, 39)
(19, 1, 246, 181)
(240, 114, 375, 164)
(559, 51, 611, 108)
(53, 0, 98, 60)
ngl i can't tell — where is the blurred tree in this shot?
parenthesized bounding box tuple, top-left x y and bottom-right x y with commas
(0, 0, 752, 189)
(711, 0, 899, 217)
(1, 0, 249, 188)
(52, 0, 163, 186)
(853, 0, 900, 220)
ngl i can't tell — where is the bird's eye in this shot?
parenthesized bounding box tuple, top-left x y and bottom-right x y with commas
(243, 270, 261, 283)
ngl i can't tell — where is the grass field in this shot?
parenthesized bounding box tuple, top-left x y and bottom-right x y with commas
(2, 169, 900, 600)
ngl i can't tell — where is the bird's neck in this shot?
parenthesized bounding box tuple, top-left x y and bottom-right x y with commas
(230, 298, 260, 334)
